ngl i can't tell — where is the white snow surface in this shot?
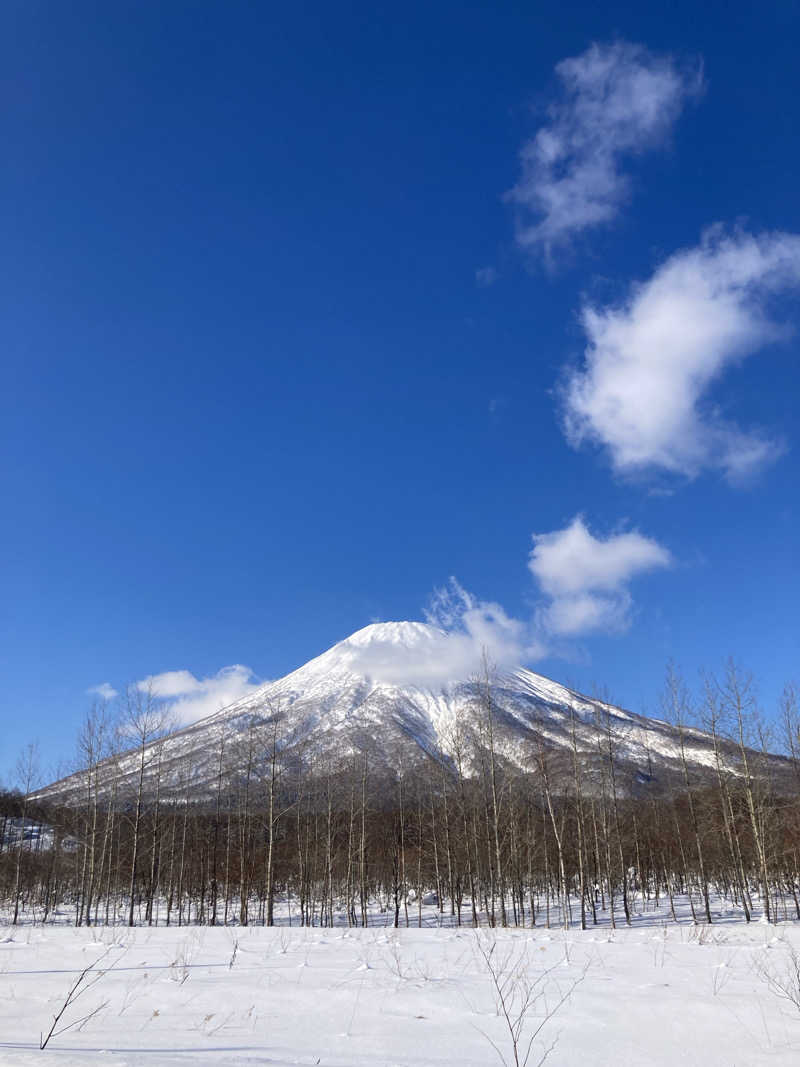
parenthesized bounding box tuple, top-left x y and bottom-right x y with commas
(2, 906, 800, 1065)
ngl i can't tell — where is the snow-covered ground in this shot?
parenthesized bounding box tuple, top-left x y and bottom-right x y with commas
(2, 910, 800, 1066)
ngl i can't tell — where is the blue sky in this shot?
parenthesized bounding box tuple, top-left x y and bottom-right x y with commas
(2, 1, 799, 781)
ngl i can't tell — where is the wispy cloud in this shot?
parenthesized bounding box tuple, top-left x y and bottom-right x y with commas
(87, 682, 118, 701)
(529, 515, 671, 636)
(344, 581, 544, 688)
(426, 578, 547, 668)
(136, 665, 261, 725)
(563, 228, 800, 483)
(488, 394, 508, 419)
(508, 40, 701, 259)
(475, 265, 499, 287)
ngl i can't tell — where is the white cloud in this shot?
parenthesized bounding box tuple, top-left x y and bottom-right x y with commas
(136, 664, 261, 725)
(564, 228, 800, 483)
(345, 517, 671, 686)
(342, 581, 546, 688)
(139, 670, 204, 699)
(426, 578, 548, 668)
(508, 40, 701, 257)
(529, 516, 671, 636)
(87, 682, 118, 701)
(475, 266, 499, 287)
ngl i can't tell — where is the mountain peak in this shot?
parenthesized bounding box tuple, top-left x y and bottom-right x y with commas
(343, 620, 442, 650)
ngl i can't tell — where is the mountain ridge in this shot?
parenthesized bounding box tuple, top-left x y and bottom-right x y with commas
(34, 621, 779, 801)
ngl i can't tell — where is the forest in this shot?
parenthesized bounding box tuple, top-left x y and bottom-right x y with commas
(3, 662, 799, 932)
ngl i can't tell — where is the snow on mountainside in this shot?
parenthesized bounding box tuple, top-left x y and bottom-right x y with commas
(35, 622, 769, 801)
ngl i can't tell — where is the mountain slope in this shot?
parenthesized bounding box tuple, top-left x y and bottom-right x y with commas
(35, 621, 776, 801)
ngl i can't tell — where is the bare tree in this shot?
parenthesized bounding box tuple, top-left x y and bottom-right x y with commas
(120, 684, 170, 927)
(11, 742, 40, 925)
(473, 933, 588, 1067)
(719, 661, 773, 921)
(662, 664, 712, 923)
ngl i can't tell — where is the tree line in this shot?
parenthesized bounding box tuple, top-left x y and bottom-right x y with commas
(2, 660, 799, 930)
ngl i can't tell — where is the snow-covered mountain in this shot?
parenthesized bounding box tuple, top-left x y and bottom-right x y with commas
(36, 621, 762, 801)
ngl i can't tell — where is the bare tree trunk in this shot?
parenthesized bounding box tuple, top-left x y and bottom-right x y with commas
(569, 704, 588, 930)
(12, 744, 39, 925)
(123, 686, 169, 927)
(721, 662, 772, 921)
(663, 666, 712, 923)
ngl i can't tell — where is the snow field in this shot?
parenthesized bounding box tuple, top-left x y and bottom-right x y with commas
(2, 919, 800, 1066)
